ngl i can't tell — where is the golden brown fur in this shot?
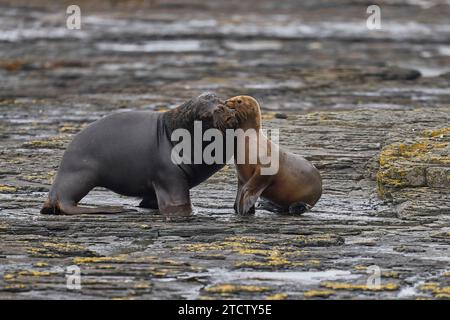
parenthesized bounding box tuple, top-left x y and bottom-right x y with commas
(225, 95, 322, 214)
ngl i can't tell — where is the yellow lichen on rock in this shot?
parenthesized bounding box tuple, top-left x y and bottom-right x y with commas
(320, 281, 399, 291)
(34, 262, 49, 268)
(22, 135, 69, 149)
(0, 222, 9, 229)
(0, 184, 17, 193)
(73, 255, 126, 264)
(3, 273, 15, 281)
(304, 290, 336, 298)
(18, 270, 53, 277)
(42, 242, 86, 252)
(382, 271, 399, 278)
(419, 283, 450, 298)
(205, 284, 272, 294)
(376, 127, 450, 197)
(295, 234, 344, 246)
(265, 293, 288, 300)
(422, 127, 450, 138)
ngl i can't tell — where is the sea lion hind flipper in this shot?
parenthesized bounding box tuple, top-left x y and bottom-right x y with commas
(55, 202, 126, 215)
(257, 198, 287, 213)
(288, 202, 311, 215)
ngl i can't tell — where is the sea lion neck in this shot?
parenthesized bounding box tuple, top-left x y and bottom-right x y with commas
(237, 106, 262, 131)
(163, 100, 197, 133)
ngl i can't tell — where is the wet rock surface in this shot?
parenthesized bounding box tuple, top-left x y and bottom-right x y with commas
(0, 0, 449, 299)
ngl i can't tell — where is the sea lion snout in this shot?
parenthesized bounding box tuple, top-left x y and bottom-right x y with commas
(224, 95, 261, 125)
(212, 104, 238, 130)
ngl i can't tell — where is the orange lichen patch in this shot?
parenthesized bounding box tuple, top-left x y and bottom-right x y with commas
(304, 290, 336, 298)
(205, 284, 272, 294)
(320, 281, 399, 291)
(0, 59, 30, 72)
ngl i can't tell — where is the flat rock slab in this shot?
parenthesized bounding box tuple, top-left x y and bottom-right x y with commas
(0, 0, 449, 299)
(1, 107, 449, 299)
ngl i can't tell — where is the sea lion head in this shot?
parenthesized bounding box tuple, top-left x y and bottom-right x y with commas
(224, 95, 261, 127)
(193, 93, 238, 131)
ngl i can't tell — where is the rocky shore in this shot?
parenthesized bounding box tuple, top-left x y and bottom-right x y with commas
(0, 0, 449, 299)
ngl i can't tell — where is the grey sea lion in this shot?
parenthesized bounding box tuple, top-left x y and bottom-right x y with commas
(41, 93, 237, 217)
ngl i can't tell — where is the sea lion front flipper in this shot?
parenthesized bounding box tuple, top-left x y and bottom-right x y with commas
(234, 178, 256, 214)
(153, 178, 192, 217)
(139, 192, 159, 209)
(236, 173, 272, 215)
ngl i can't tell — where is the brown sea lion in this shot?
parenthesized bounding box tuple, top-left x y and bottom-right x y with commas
(225, 95, 322, 215)
(41, 92, 238, 217)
